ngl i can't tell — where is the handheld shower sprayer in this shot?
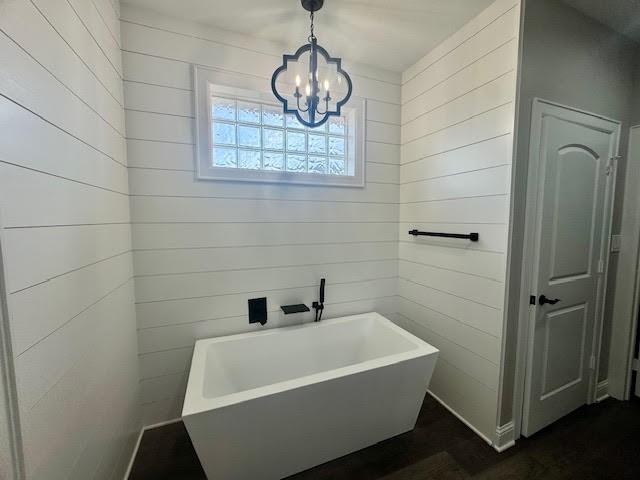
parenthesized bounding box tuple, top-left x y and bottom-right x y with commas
(313, 278, 326, 322)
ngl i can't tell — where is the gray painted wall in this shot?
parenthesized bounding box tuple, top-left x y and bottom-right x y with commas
(501, 0, 639, 425)
(632, 53, 640, 126)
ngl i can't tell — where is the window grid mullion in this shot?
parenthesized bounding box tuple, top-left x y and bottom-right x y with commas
(260, 104, 265, 170)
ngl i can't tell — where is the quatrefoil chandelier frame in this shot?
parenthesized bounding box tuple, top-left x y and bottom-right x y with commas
(270, 0, 353, 129)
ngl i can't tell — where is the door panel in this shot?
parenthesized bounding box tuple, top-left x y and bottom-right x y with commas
(549, 146, 599, 281)
(522, 102, 618, 436)
(541, 304, 587, 398)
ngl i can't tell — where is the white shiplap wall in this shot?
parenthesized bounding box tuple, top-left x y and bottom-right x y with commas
(0, 0, 139, 478)
(397, 0, 520, 442)
(120, 6, 402, 426)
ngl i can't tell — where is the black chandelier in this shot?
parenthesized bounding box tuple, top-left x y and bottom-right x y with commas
(271, 0, 353, 129)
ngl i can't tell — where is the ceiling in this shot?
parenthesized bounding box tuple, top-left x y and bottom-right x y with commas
(120, 0, 495, 73)
(562, 0, 640, 43)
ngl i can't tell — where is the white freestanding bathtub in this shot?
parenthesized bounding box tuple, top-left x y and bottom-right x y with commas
(182, 312, 439, 480)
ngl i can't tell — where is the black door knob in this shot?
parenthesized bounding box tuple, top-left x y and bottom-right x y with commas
(539, 295, 561, 306)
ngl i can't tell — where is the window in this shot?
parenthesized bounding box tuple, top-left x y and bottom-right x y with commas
(194, 65, 364, 186)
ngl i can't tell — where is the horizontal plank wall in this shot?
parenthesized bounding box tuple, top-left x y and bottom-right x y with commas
(397, 0, 520, 443)
(0, 0, 140, 478)
(120, 5, 402, 426)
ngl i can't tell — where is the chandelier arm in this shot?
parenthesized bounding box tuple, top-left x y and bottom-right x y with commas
(315, 96, 329, 115)
(296, 94, 310, 113)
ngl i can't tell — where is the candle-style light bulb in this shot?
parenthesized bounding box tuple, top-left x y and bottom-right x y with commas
(323, 80, 330, 91)
(305, 84, 311, 96)
(295, 75, 301, 87)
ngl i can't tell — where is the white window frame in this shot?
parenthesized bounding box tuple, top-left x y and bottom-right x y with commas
(193, 65, 365, 187)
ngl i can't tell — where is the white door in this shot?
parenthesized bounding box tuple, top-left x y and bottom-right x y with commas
(522, 100, 619, 437)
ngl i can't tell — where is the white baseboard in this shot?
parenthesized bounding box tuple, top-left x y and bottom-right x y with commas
(142, 417, 183, 431)
(122, 428, 144, 480)
(123, 417, 182, 479)
(427, 390, 516, 453)
(426, 390, 493, 446)
(596, 379, 609, 402)
(494, 421, 515, 452)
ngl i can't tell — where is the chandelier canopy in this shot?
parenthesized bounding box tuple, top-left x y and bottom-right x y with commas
(270, 0, 353, 129)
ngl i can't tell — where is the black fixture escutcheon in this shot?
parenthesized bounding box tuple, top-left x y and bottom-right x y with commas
(248, 297, 268, 326)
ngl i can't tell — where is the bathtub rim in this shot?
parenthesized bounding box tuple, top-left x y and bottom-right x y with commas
(181, 312, 438, 417)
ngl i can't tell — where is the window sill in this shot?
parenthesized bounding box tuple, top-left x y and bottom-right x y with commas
(195, 167, 365, 188)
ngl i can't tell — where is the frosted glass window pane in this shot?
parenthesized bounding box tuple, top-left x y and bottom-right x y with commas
(287, 131, 306, 152)
(238, 149, 261, 169)
(308, 156, 327, 174)
(212, 121, 236, 145)
(213, 147, 237, 168)
(237, 101, 261, 123)
(263, 128, 284, 150)
(287, 154, 306, 172)
(286, 114, 305, 130)
(263, 105, 284, 127)
(308, 134, 326, 154)
(328, 116, 345, 134)
(329, 157, 345, 175)
(211, 97, 235, 120)
(205, 93, 352, 180)
(263, 152, 284, 170)
(329, 136, 345, 156)
(238, 125, 261, 148)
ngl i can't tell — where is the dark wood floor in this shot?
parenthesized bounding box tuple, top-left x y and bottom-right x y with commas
(129, 395, 640, 479)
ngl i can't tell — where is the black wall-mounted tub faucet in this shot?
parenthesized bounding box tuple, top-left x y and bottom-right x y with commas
(280, 304, 310, 314)
(312, 278, 325, 322)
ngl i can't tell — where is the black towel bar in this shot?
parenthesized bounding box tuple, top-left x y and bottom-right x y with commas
(408, 229, 479, 242)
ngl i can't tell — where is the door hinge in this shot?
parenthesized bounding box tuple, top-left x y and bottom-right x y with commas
(589, 355, 596, 370)
(597, 259, 604, 274)
(632, 358, 639, 372)
(610, 234, 622, 253)
(606, 156, 621, 175)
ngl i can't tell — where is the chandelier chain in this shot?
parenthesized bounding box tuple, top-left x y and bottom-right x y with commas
(308, 11, 316, 42)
